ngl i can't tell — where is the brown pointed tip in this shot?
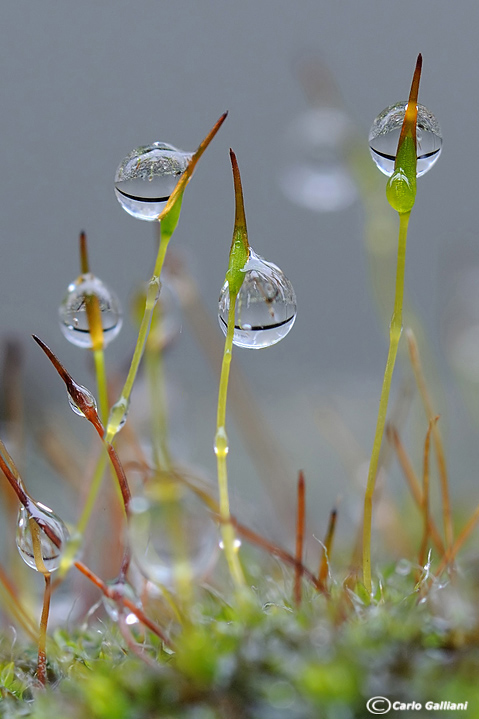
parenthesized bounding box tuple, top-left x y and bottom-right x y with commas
(79, 231, 89, 274)
(230, 149, 248, 234)
(408, 53, 423, 105)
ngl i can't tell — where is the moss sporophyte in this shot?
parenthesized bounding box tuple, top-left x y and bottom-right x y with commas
(4, 56, 479, 719)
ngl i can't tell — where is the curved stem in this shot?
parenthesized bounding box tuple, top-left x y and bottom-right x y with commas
(105, 236, 169, 443)
(215, 294, 245, 588)
(363, 211, 410, 593)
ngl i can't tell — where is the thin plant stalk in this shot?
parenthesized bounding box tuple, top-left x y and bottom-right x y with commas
(362, 55, 422, 593)
(214, 148, 253, 589)
(318, 507, 338, 587)
(406, 328, 453, 548)
(418, 419, 434, 570)
(105, 113, 227, 443)
(145, 323, 171, 471)
(215, 296, 245, 587)
(29, 518, 51, 686)
(294, 471, 305, 607)
(386, 424, 445, 556)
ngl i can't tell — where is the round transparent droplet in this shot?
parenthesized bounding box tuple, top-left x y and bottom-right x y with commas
(16, 502, 70, 573)
(218, 250, 297, 349)
(279, 107, 357, 212)
(369, 101, 442, 177)
(114, 143, 192, 221)
(129, 482, 219, 590)
(103, 579, 141, 624)
(67, 385, 97, 417)
(59, 273, 122, 349)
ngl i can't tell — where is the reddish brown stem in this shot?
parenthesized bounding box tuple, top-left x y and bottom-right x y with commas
(73, 560, 172, 648)
(418, 419, 435, 570)
(386, 424, 445, 556)
(318, 508, 338, 586)
(294, 471, 305, 607)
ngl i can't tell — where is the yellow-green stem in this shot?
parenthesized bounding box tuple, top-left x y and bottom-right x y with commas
(29, 518, 51, 686)
(145, 336, 171, 471)
(93, 349, 109, 425)
(215, 295, 245, 588)
(105, 234, 169, 443)
(76, 450, 109, 535)
(363, 211, 410, 593)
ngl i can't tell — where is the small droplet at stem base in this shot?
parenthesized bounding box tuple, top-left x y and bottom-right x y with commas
(215, 294, 245, 588)
(362, 211, 410, 594)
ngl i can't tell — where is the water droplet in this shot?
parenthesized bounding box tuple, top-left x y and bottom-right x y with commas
(16, 502, 70, 573)
(114, 143, 192, 221)
(369, 102, 442, 177)
(102, 579, 141, 623)
(67, 385, 97, 417)
(107, 396, 130, 434)
(129, 480, 219, 590)
(218, 250, 297, 349)
(59, 273, 122, 349)
(279, 108, 357, 212)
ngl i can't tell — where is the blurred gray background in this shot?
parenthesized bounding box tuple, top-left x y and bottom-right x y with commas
(1, 0, 478, 544)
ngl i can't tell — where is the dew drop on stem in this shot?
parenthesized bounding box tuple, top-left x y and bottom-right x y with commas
(102, 579, 141, 624)
(67, 385, 97, 417)
(369, 101, 442, 177)
(218, 250, 297, 349)
(16, 502, 70, 573)
(114, 143, 192, 221)
(59, 273, 122, 349)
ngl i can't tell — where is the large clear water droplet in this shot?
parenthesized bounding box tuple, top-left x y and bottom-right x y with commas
(279, 108, 357, 212)
(59, 273, 122, 349)
(129, 480, 219, 590)
(218, 250, 297, 349)
(16, 502, 70, 573)
(369, 102, 442, 177)
(114, 143, 192, 221)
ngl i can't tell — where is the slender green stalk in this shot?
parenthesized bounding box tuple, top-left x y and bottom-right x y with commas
(76, 450, 109, 535)
(362, 211, 410, 592)
(215, 296, 245, 587)
(362, 54, 422, 593)
(145, 327, 171, 471)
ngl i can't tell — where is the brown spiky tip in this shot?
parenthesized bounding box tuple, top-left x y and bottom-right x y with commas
(31, 335, 103, 435)
(158, 111, 228, 221)
(398, 54, 423, 149)
(79, 231, 89, 274)
(230, 149, 248, 234)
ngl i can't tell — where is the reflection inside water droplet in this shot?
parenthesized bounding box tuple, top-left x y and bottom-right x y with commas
(369, 101, 442, 177)
(218, 250, 297, 349)
(59, 273, 122, 349)
(115, 143, 192, 221)
(16, 502, 70, 573)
